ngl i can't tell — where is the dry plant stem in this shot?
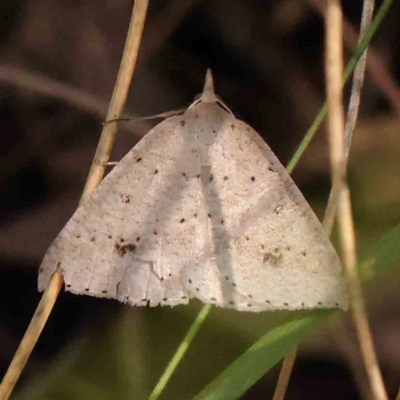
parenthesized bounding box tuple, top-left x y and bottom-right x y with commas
(324, 0, 375, 234)
(0, 1, 149, 399)
(272, 350, 297, 400)
(81, 0, 149, 200)
(309, 0, 400, 116)
(325, 2, 388, 400)
(337, 188, 388, 400)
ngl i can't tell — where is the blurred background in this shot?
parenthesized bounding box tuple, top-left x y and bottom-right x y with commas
(1, 0, 400, 399)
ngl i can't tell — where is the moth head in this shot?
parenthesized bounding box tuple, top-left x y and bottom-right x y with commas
(188, 69, 234, 116)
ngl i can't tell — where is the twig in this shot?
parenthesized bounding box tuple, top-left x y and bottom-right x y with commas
(272, 350, 297, 400)
(274, 3, 376, 398)
(325, 2, 388, 400)
(309, 0, 400, 116)
(0, 1, 149, 398)
(287, 0, 393, 174)
(324, 0, 375, 237)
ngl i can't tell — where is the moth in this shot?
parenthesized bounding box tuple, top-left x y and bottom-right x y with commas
(38, 70, 348, 312)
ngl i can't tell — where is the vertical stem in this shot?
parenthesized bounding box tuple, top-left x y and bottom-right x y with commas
(272, 351, 297, 400)
(325, 1, 388, 400)
(0, 1, 149, 399)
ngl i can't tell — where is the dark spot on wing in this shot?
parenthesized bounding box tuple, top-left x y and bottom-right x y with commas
(196, 287, 200, 292)
(153, 230, 158, 235)
(154, 169, 159, 174)
(225, 276, 229, 280)
(229, 301, 234, 305)
(221, 219, 224, 225)
(76, 234, 81, 239)
(208, 213, 211, 218)
(182, 172, 186, 177)
(211, 297, 216, 301)
(180, 218, 185, 223)
(224, 176, 229, 181)
(245, 236, 249, 241)
(209, 175, 213, 182)
(265, 300, 271, 304)
(301, 250, 307, 257)
(90, 237, 95, 242)
(194, 213, 198, 218)
(108, 235, 112, 239)
(274, 204, 283, 214)
(136, 157, 142, 162)
(115, 242, 137, 257)
(251, 176, 255, 182)
(188, 279, 192, 284)
(163, 297, 167, 301)
(85, 288, 89, 292)
(263, 251, 283, 267)
(231, 123, 235, 130)
(121, 194, 131, 203)
(102, 290, 108, 294)
(66, 284, 71, 288)
(268, 167, 275, 172)
(212, 129, 217, 133)
(182, 296, 188, 299)
(180, 120, 185, 126)
(136, 237, 141, 242)
(284, 302, 289, 306)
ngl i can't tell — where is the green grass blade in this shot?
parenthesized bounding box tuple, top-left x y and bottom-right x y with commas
(193, 310, 332, 400)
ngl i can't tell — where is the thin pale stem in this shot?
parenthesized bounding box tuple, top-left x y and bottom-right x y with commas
(287, 0, 393, 175)
(324, 0, 375, 235)
(149, 305, 212, 400)
(272, 350, 297, 400)
(274, 2, 378, 398)
(0, 1, 149, 399)
(325, 1, 388, 399)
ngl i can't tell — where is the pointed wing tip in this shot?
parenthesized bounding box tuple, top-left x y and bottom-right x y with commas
(200, 68, 217, 102)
